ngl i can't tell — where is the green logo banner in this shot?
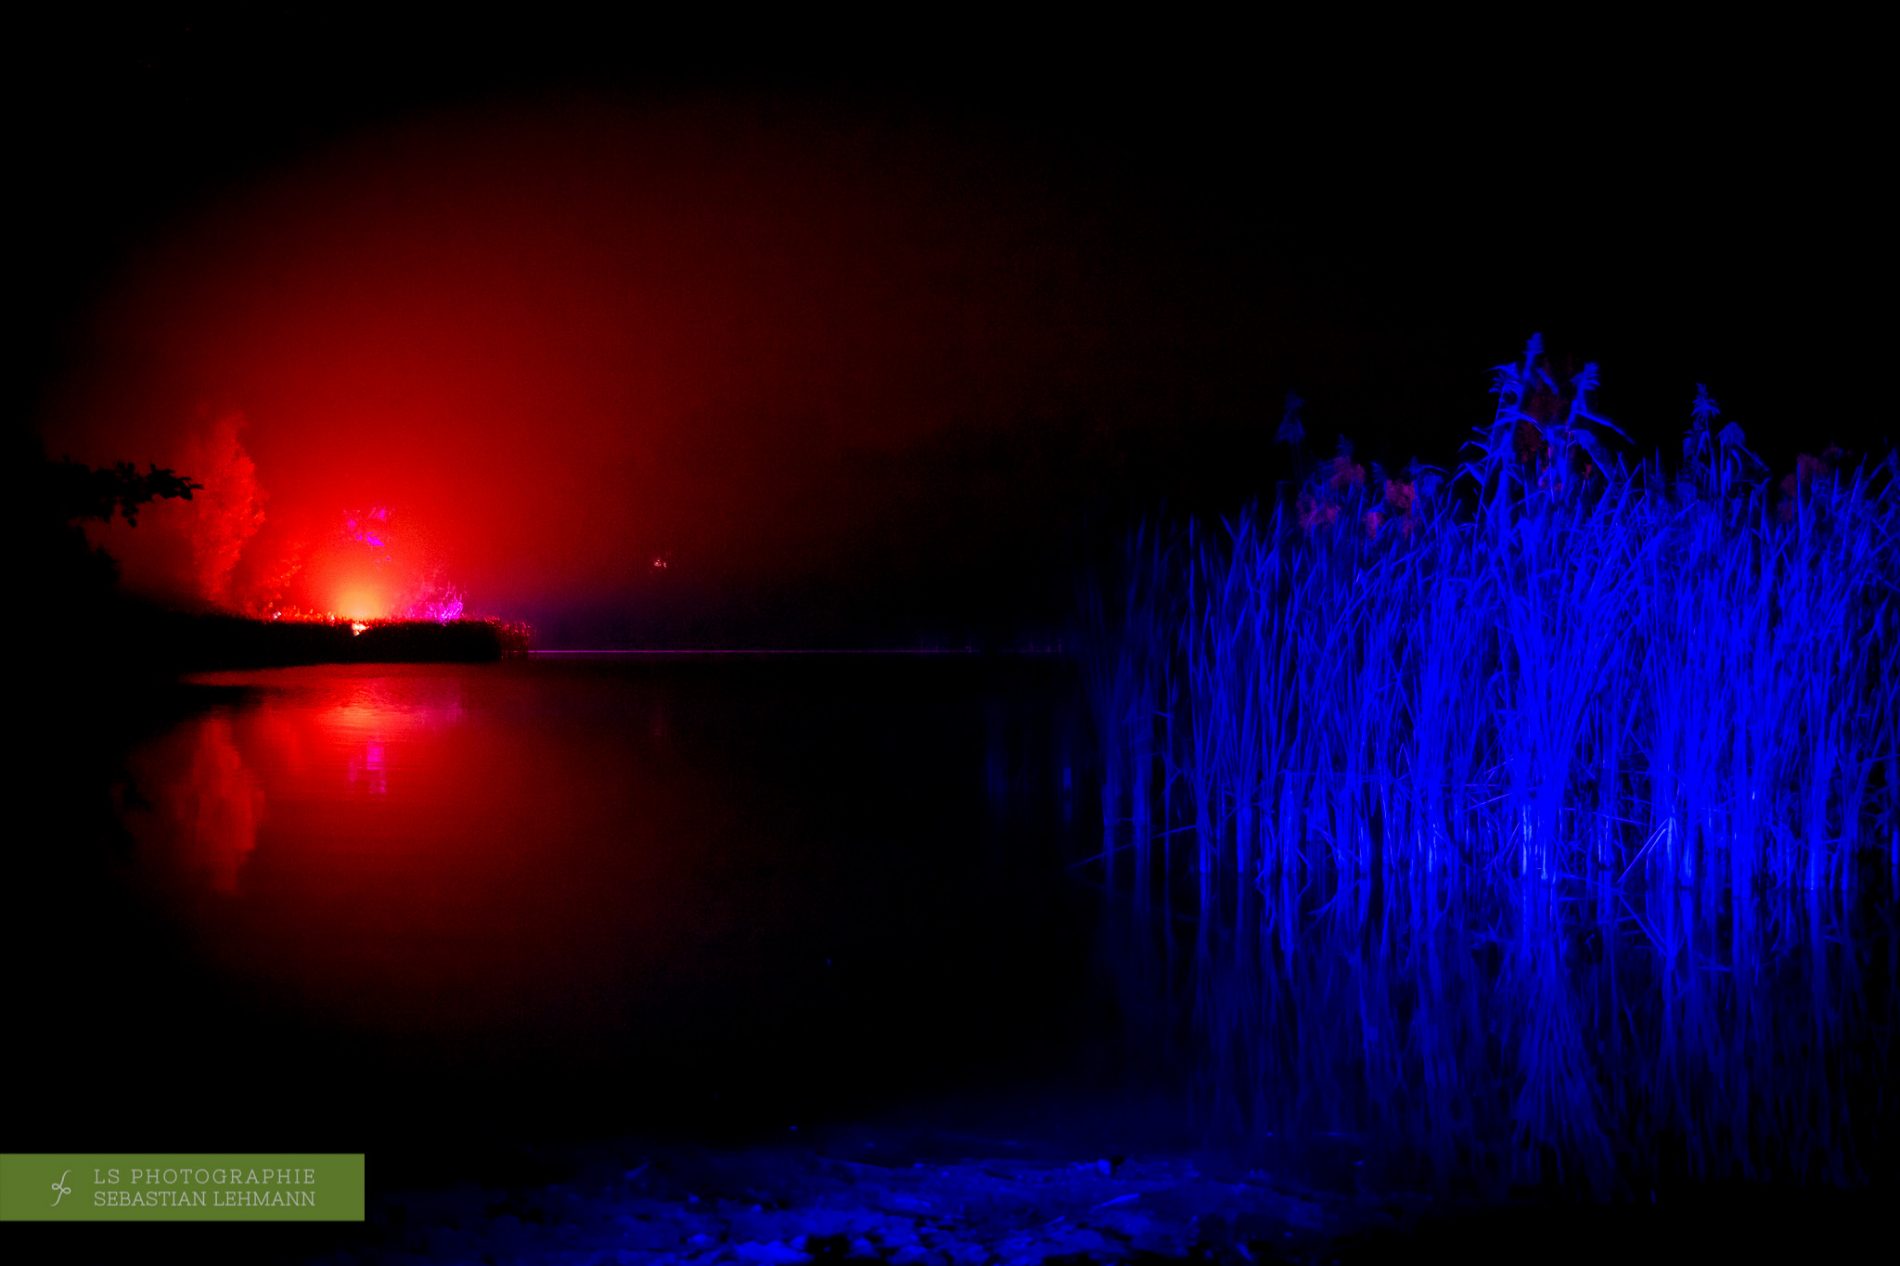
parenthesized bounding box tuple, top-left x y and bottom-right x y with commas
(0, 1154, 364, 1221)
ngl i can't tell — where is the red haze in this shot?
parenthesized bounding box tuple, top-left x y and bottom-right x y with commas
(40, 99, 1205, 635)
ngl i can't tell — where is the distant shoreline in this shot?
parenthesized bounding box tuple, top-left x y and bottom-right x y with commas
(82, 613, 532, 673)
(527, 646, 1064, 657)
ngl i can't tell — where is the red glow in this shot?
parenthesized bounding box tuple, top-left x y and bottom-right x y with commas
(36, 99, 1163, 633)
(331, 585, 388, 622)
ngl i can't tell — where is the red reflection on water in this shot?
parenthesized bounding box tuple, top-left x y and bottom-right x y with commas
(314, 681, 466, 797)
(120, 665, 687, 1039)
(124, 714, 266, 895)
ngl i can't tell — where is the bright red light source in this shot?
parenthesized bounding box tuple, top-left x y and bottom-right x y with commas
(334, 587, 386, 622)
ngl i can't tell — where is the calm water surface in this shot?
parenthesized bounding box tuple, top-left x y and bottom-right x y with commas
(39, 655, 1095, 1153)
(38, 653, 1890, 1191)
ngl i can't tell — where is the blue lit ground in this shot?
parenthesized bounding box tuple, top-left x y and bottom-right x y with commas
(319, 1122, 1343, 1264)
(331, 1066, 1401, 1263)
(295, 1098, 1890, 1265)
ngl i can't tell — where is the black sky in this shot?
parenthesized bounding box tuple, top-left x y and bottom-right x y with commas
(16, 14, 1887, 645)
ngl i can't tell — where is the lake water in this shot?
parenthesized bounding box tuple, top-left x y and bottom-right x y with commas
(25, 655, 1099, 1160)
(19, 653, 1895, 1196)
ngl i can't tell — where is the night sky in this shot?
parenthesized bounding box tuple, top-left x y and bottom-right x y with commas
(17, 15, 1885, 646)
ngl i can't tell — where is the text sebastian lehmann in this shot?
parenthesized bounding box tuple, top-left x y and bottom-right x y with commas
(90, 1166, 320, 1209)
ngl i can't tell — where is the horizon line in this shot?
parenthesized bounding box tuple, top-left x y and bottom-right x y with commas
(528, 646, 1064, 657)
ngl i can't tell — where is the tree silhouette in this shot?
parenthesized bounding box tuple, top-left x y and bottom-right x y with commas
(47, 457, 202, 527)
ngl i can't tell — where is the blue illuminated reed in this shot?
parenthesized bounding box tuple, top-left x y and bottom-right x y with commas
(1086, 341, 1900, 1194)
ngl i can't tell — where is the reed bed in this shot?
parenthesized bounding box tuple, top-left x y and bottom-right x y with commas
(1084, 341, 1900, 1194)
